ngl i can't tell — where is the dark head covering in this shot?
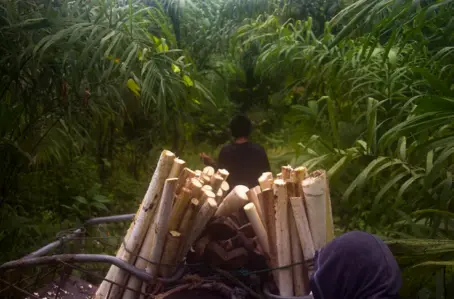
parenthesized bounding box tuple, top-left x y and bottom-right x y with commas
(310, 231, 402, 299)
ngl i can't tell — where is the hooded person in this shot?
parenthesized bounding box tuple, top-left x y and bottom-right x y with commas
(310, 231, 402, 299)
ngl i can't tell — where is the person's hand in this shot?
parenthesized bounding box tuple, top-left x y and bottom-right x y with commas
(200, 152, 215, 166)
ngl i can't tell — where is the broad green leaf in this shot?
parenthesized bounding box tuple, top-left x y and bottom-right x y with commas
(416, 96, 454, 114)
(412, 209, 454, 219)
(93, 194, 110, 203)
(440, 171, 452, 206)
(92, 202, 109, 212)
(355, 140, 368, 153)
(425, 147, 454, 188)
(343, 156, 388, 201)
(370, 159, 405, 177)
(397, 137, 406, 161)
(413, 261, 454, 268)
(398, 174, 425, 199)
(412, 69, 454, 97)
(74, 196, 88, 204)
(374, 172, 408, 205)
(327, 155, 348, 179)
(326, 96, 339, 147)
(366, 97, 377, 154)
(426, 150, 434, 173)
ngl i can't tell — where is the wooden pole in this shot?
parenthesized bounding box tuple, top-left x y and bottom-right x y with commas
(158, 231, 181, 278)
(292, 166, 307, 197)
(179, 198, 218, 260)
(220, 181, 229, 194)
(200, 189, 215, 203)
(286, 174, 306, 295)
(275, 180, 293, 297)
(302, 170, 328, 250)
(285, 181, 298, 198)
(95, 222, 134, 299)
(168, 158, 186, 179)
(95, 150, 175, 299)
(210, 174, 224, 193)
(176, 168, 196, 194)
(261, 188, 278, 285)
(256, 191, 265, 221)
(289, 196, 315, 278)
(202, 166, 215, 177)
(122, 178, 178, 299)
(146, 178, 179, 274)
(199, 173, 210, 185)
(246, 188, 264, 223)
(258, 172, 273, 190)
(289, 211, 306, 296)
(168, 188, 192, 231)
(173, 198, 201, 263)
(244, 203, 269, 255)
(201, 185, 213, 192)
(281, 165, 292, 180)
(178, 198, 200, 234)
(187, 177, 203, 199)
(215, 189, 223, 205)
(215, 185, 249, 217)
(324, 173, 335, 243)
(216, 169, 229, 180)
(293, 166, 307, 183)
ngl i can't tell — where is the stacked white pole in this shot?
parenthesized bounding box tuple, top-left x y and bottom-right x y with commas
(96, 150, 333, 299)
(244, 166, 333, 297)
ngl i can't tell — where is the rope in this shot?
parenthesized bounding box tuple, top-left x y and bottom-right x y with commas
(120, 238, 180, 268)
(46, 222, 314, 281)
(233, 260, 308, 276)
(55, 226, 312, 274)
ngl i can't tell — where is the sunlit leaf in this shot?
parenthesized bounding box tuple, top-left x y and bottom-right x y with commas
(127, 78, 141, 96)
(172, 63, 181, 73)
(183, 75, 193, 87)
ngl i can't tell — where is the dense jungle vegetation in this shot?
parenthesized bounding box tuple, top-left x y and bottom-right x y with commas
(1, 0, 453, 297)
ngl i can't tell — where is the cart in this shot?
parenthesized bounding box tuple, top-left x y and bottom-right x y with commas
(0, 214, 262, 299)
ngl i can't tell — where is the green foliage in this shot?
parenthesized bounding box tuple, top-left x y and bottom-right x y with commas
(235, 0, 454, 296)
(1, 0, 454, 296)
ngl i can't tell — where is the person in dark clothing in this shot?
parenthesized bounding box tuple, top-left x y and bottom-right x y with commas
(310, 230, 402, 299)
(200, 115, 271, 189)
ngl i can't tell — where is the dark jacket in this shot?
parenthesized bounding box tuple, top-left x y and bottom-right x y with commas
(217, 141, 270, 189)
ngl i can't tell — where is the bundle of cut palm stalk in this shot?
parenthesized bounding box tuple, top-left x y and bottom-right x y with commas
(95, 150, 333, 299)
(96, 150, 238, 299)
(244, 166, 334, 297)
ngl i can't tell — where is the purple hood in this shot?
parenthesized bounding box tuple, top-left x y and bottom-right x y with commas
(310, 231, 402, 299)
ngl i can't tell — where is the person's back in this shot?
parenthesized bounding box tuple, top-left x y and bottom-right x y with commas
(200, 114, 270, 189)
(218, 141, 269, 188)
